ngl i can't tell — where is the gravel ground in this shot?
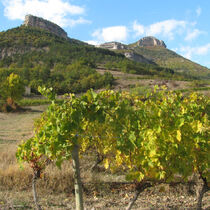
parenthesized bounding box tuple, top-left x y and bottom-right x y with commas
(0, 181, 209, 209)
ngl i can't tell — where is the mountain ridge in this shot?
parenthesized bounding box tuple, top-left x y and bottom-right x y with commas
(97, 38, 210, 78)
(1, 25, 182, 94)
(0, 15, 209, 80)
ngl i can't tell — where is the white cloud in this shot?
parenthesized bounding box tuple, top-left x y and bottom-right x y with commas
(179, 44, 210, 59)
(179, 46, 194, 59)
(68, 17, 91, 27)
(133, 19, 187, 40)
(147, 20, 187, 39)
(196, 7, 202, 17)
(85, 40, 99, 46)
(196, 44, 210, 55)
(2, 0, 90, 27)
(92, 26, 128, 43)
(133, 20, 144, 36)
(132, 19, 206, 42)
(185, 29, 204, 41)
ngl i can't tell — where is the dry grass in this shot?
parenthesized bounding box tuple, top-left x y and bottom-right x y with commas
(0, 106, 74, 197)
(0, 145, 17, 168)
(97, 69, 210, 97)
(0, 105, 47, 146)
(1, 145, 209, 210)
(96, 69, 193, 92)
(0, 143, 75, 193)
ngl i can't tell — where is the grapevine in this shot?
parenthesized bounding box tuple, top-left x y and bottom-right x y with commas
(16, 87, 209, 210)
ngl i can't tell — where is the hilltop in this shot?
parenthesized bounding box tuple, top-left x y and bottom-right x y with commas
(135, 36, 167, 48)
(98, 36, 210, 79)
(130, 41, 209, 77)
(23, 14, 68, 39)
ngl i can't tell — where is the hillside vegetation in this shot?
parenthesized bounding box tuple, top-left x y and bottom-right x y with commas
(0, 26, 194, 95)
(129, 45, 210, 79)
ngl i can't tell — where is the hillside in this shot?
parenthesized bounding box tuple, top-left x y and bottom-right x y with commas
(131, 45, 210, 78)
(1, 15, 210, 97)
(0, 26, 124, 65)
(0, 25, 181, 94)
(98, 37, 210, 79)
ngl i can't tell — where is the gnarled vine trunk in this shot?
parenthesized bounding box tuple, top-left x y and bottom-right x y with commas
(32, 170, 42, 210)
(196, 175, 209, 210)
(126, 182, 151, 210)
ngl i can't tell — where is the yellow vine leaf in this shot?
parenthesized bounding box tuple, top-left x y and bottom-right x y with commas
(180, 106, 186, 114)
(191, 120, 203, 133)
(176, 130, 181, 142)
(104, 158, 109, 169)
(158, 110, 161, 117)
(196, 121, 203, 133)
(149, 149, 156, 157)
(115, 151, 123, 166)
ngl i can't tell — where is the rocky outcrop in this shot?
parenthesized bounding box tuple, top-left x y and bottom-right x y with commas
(97, 41, 156, 64)
(0, 47, 49, 59)
(23, 15, 68, 39)
(124, 52, 155, 64)
(137, 36, 166, 48)
(98, 42, 127, 50)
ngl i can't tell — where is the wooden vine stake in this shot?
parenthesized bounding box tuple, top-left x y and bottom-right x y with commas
(72, 143, 84, 210)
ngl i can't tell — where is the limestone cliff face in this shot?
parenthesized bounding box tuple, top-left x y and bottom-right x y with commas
(0, 47, 49, 60)
(137, 36, 166, 48)
(98, 42, 126, 50)
(124, 52, 155, 64)
(97, 42, 155, 64)
(23, 15, 68, 39)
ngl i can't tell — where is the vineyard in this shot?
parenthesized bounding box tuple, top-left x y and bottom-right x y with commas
(15, 87, 209, 210)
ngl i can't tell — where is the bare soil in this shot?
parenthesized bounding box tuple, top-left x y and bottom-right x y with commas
(0, 180, 209, 209)
(96, 69, 192, 91)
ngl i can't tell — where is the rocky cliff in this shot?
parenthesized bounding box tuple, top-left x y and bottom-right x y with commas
(124, 52, 155, 64)
(23, 15, 68, 39)
(137, 36, 166, 48)
(0, 47, 49, 60)
(98, 42, 127, 50)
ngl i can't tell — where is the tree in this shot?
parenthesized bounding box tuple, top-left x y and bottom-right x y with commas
(0, 73, 25, 111)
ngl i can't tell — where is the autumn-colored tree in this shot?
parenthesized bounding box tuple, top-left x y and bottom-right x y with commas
(0, 73, 25, 111)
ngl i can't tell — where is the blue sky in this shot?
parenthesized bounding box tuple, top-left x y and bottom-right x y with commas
(1, 0, 210, 68)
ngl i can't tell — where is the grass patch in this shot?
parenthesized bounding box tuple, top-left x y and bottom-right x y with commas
(130, 85, 152, 96)
(0, 139, 17, 144)
(18, 98, 64, 106)
(177, 86, 210, 93)
(0, 146, 74, 192)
